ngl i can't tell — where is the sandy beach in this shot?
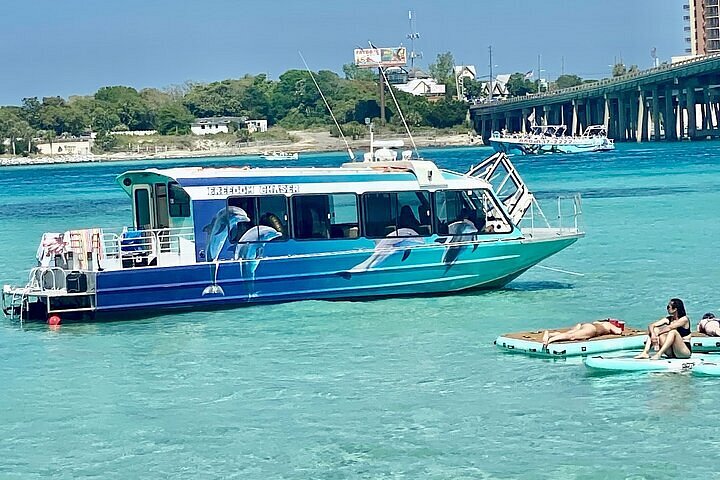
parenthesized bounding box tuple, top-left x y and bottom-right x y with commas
(0, 130, 482, 167)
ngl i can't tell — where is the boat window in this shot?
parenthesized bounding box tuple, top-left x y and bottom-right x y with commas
(134, 188, 152, 230)
(292, 194, 359, 240)
(362, 191, 432, 238)
(154, 183, 170, 228)
(227, 195, 288, 242)
(434, 189, 510, 235)
(168, 182, 191, 217)
(471, 189, 513, 234)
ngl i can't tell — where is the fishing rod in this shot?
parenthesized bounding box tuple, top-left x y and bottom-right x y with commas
(298, 51, 356, 162)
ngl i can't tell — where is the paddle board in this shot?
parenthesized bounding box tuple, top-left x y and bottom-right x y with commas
(692, 361, 720, 376)
(584, 354, 716, 373)
(691, 334, 720, 353)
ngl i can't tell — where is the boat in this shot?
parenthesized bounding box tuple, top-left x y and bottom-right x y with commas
(1, 146, 584, 322)
(489, 124, 615, 155)
(261, 151, 299, 161)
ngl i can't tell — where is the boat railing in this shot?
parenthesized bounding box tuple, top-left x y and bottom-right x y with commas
(27, 266, 67, 292)
(520, 194, 583, 238)
(101, 226, 196, 269)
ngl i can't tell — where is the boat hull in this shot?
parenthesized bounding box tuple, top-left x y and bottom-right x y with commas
(87, 234, 579, 319)
(489, 139, 614, 155)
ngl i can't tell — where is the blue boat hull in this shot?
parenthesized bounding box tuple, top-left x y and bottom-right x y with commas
(93, 235, 579, 318)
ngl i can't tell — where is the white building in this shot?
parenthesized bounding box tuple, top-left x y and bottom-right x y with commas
(35, 137, 93, 156)
(245, 119, 268, 133)
(395, 78, 446, 97)
(191, 117, 244, 135)
(482, 74, 510, 98)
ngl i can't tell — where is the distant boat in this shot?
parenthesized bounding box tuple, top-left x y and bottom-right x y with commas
(489, 125, 615, 155)
(261, 151, 299, 161)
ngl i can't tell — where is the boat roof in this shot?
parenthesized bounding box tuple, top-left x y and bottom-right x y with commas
(116, 160, 493, 200)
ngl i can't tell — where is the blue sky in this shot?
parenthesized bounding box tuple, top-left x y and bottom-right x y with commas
(0, 0, 683, 105)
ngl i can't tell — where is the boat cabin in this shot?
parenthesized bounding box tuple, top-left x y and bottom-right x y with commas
(104, 159, 519, 271)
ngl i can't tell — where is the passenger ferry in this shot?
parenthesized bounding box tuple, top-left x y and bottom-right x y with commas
(489, 125, 615, 155)
(2, 150, 583, 322)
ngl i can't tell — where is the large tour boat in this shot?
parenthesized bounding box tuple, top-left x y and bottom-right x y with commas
(3, 150, 583, 322)
(489, 125, 614, 155)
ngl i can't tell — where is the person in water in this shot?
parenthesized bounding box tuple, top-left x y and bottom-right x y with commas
(542, 320, 623, 348)
(635, 298, 692, 360)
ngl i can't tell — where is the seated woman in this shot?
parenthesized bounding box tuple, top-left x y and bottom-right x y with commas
(698, 312, 720, 336)
(397, 205, 421, 231)
(542, 320, 623, 347)
(635, 298, 691, 360)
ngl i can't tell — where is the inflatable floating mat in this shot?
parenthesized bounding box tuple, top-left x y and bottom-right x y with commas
(584, 354, 717, 373)
(692, 361, 720, 376)
(691, 333, 720, 353)
(494, 328, 647, 357)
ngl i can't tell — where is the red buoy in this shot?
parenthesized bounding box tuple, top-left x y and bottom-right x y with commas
(47, 315, 62, 326)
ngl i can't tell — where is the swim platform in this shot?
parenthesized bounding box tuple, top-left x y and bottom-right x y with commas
(494, 327, 647, 358)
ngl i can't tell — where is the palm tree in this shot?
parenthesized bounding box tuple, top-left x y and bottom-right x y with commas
(43, 130, 57, 156)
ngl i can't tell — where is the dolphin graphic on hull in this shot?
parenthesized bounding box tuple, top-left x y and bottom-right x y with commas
(201, 206, 251, 296)
(234, 226, 283, 298)
(341, 228, 425, 279)
(437, 220, 479, 269)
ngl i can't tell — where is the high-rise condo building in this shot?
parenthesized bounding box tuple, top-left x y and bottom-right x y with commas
(685, 0, 720, 55)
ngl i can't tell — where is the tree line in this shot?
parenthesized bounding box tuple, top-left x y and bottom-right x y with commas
(0, 67, 468, 155)
(0, 50, 634, 155)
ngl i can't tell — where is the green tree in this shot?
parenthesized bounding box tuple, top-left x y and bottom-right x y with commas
(95, 86, 153, 130)
(42, 130, 57, 155)
(555, 74, 583, 89)
(428, 52, 455, 84)
(93, 130, 118, 152)
(342, 63, 376, 81)
(506, 73, 538, 97)
(240, 74, 273, 121)
(183, 80, 244, 117)
(236, 128, 252, 143)
(156, 103, 194, 135)
(423, 99, 467, 128)
(612, 63, 627, 77)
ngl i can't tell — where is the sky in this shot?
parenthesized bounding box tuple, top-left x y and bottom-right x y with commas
(0, 0, 685, 106)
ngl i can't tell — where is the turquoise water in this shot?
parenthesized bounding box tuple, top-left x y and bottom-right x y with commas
(1, 143, 719, 479)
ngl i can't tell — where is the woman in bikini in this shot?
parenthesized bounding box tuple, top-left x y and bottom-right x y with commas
(635, 298, 692, 360)
(542, 320, 623, 347)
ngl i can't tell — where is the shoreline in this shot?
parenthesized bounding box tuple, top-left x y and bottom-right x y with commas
(0, 131, 484, 167)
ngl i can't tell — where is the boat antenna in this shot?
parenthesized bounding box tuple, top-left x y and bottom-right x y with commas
(373, 48, 421, 158)
(298, 51, 356, 162)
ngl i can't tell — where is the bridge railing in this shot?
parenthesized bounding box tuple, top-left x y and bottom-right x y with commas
(473, 52, 720, 108)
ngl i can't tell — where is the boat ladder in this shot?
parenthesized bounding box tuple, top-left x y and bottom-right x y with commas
(2, 267, 67, 323)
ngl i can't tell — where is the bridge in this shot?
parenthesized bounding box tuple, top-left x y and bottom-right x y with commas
(469, 53, 720, 143)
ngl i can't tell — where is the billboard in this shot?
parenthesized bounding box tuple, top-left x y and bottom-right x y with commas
(354, 47, 407, 68)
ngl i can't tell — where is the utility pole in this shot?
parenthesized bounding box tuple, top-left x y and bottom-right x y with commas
(378, 67, 385, 124)
(488, 45, 493, 102)
(561, 56, 565, 76)
(537, 54, 542, 93)
(407, 10, 421, 76)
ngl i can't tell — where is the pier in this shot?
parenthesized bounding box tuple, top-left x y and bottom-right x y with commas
(470, 53, 720, 143)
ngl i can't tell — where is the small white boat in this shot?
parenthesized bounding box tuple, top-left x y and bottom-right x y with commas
(261, 151, 299, 161)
